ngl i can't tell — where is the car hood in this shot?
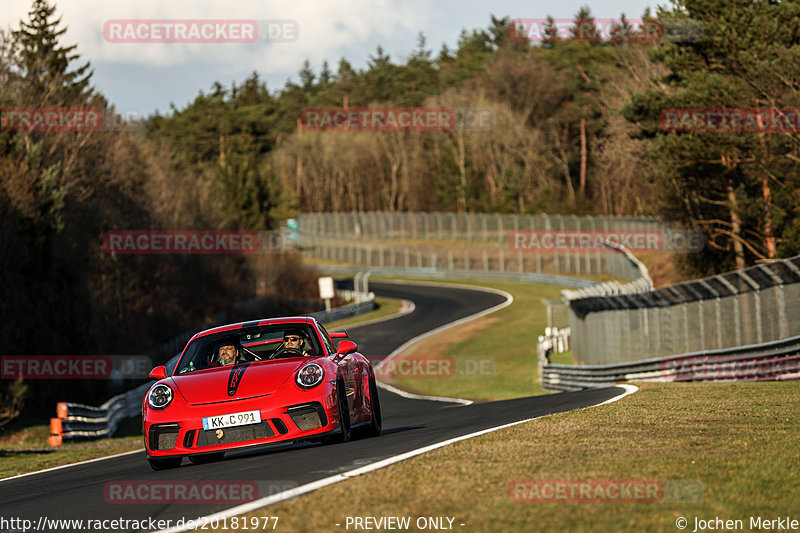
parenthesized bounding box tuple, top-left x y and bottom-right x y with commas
(171, 359, 313, 404)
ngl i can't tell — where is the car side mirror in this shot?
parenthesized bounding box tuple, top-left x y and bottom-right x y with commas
(149, 365, 167, 380)
(336, 340, 358, 356)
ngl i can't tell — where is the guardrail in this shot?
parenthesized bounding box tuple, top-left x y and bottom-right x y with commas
(48, 293, 376, 445)
(541, 333, 800, 392)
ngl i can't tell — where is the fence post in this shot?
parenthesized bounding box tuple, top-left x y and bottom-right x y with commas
(497, 214, 503, 244)
(757, 264, 788, 340)
(738, 271, 762, 344)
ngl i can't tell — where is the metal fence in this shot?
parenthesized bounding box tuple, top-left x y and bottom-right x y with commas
(297, 212, 665, 281)
(298, 211, 665, 242)
(568, 256, 800, 365)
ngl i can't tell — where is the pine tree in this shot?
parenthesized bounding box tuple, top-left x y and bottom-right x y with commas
(542, 16, 561, 48)
(623, 0, 800, 274)
(12, 0, 92, 105)
(569, 6, 600, 43)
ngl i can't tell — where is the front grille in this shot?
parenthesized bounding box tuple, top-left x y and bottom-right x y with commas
(286, 402, 327, 431)
(291, 411, 322, 431)
(196, 421, 274, 447)
(149, 423, 180, 451)
(183, 430, 196, 448)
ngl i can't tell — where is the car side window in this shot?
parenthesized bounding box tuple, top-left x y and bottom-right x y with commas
(317, 324, 336, 355)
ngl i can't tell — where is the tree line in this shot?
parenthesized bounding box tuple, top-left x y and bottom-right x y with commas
(0, 0, 320, 422)
(147, 2, 800, 277)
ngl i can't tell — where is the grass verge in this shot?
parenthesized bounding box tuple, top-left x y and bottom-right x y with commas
(375, 278, 566, 401)
(0, 417, 142, 480)
(322, 296, 404, 331)
(223, 381, 799, 532)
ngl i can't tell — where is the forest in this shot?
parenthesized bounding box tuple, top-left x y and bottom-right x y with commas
(2, 0, 799, 420)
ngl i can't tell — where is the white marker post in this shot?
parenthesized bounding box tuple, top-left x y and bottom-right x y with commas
(318, 276, 334, 311)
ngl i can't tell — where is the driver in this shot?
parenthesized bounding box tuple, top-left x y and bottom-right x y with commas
(280, 330, 310, 356)
(216, 342, 239, 366)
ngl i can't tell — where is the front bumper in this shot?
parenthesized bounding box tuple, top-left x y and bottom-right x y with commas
(144, 383, 338, 458)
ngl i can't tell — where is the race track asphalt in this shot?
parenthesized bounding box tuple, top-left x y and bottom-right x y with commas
(0, 281, 625, 532)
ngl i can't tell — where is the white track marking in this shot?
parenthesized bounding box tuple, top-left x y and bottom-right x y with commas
(338, 299, 416, 330)
(157, 384, 636, 533)
(0, 448, 143, 483)
(377, 381, 473, 405)
(592, 384, 639, 406)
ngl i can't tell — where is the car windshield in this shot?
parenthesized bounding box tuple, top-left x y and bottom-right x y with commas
(174, 323, 323, 375)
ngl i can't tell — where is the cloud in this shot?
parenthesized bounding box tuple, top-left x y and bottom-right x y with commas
(2, 0, 427, 72)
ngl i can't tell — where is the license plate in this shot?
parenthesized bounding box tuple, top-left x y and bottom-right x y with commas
(202, 409, 261, 430)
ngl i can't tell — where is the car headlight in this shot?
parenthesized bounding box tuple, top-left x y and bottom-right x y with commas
(296, 363, 324, 389)
(147, 383, 173, 409)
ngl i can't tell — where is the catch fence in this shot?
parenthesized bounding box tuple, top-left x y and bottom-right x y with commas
(297, 211, 666, 281)
(567, 256, 800, 365)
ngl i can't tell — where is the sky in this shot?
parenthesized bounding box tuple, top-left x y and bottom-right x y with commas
(1, 0, 665, 118)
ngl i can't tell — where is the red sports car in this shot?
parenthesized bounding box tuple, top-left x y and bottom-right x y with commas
(143, 316, 381, 470)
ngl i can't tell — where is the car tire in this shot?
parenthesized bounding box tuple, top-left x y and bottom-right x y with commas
(148, 457, 182, 470)
(364, 374, 382, 437)
(188, 452, 224, 465)
(330, 378, 351, 443)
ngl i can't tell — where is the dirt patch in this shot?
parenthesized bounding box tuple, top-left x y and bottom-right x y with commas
(637, 253, 679, 287)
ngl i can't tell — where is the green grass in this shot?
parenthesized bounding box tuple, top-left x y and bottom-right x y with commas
(220, 381, 800, 533)
(0, 417, 143, 479)
(323, 296, 404, 330)
(550, 348, 577, 365)
(378, 278, 567, 401)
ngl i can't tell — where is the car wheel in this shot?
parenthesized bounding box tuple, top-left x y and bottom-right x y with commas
(330, 378, 351, 443)
(364, 374, 382, 437)
(148, 457, 182, 470)
(188, 452, 224, 465)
